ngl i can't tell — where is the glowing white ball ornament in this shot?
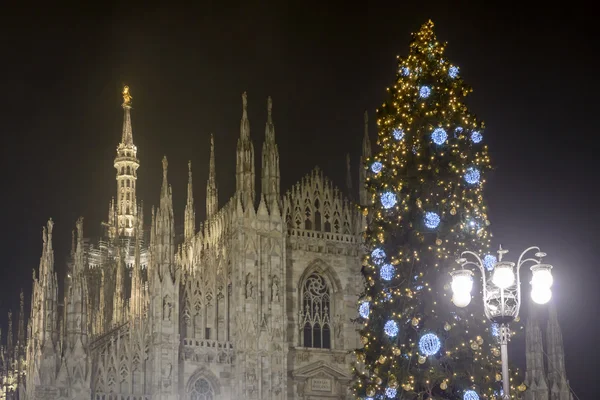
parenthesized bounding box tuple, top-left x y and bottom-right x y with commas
(492, 261, 516, 289)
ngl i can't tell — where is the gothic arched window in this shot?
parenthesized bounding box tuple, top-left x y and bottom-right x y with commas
(190, 378, 214, 400)
(301, 273, 331, 349)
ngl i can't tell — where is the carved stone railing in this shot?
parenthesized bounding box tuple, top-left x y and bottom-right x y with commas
(94, 393, 150, 400)
(90, 322, 130, 351)
(181, 338, 234, 364)
(288, 228, 357, 244)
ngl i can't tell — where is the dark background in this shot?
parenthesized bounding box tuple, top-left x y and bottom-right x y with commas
(0, 2, 596, 397)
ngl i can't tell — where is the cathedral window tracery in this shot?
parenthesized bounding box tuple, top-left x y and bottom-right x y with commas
(189, 377, 214, 400)
(301, 273, 331, 349)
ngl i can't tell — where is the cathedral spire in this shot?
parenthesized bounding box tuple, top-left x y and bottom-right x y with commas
(130, 205, 144, 319)
(525, 301, 548, 398)
(236, 91, 255, 208)
(206, 134, 219, 219)
(546, 302, 571, 399)
(359, 110, 372, 206)
(346, 153, 353, 193)
(113, 246, 124, 325)
(184, 161, 195, 240)
(17, 289, 25, 346)
(261, 96, 280, 210)
(115, 85, 140, 237)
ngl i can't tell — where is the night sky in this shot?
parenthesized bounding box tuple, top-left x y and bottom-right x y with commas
(0, 2, 596, 397)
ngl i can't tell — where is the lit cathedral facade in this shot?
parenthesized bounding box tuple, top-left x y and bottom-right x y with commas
(1, 87, 369, 400)
(0, 87, 573, 400)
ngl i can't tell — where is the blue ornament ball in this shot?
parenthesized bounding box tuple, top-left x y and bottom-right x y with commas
(464, 390, 479, 400)
(393, 128, 405, 141)
(385, 387, 397, 399)
(380, 264, 395, 281)
(483, 254, 497, 271)
(448, 65, 459, 78)
(419, 333, 441, 356)
(384, 320, 399, 337)
(464, 167, 481, 184)
(419, 86, 431, 98)
(371, 248, 386, 265)
(431, 128, 448, 145)
(371, 161, 383, 174)
(454, 126, 464, 138)
(401, 67, 410, 76)
(380, 192, 397, 209)
(359, 302, 370, 319)
(424, 212, 441, 229)
(470, 131, 483, 143)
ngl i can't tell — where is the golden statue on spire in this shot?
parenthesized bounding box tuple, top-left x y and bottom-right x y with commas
(122, 85, 132, 106)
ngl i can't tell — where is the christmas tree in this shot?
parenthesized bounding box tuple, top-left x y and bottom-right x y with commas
(353, 21, 524, 400)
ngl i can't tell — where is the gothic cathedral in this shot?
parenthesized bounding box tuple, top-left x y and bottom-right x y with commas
(5, 87, 368, 400)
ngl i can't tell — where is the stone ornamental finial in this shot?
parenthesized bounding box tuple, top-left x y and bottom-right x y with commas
(76, 217, 84, 240)
(242, 91, 248, 119)
(162, 156, 168, 174)
(188, 160, 192, 176)
(267, 96, 273, 117)
(122, 85, 132, 106)
(47, 218, 54, 236)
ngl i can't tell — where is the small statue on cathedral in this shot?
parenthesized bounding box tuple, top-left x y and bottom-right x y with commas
(122, 85, 132, 106)
(246, 274, 254, 299)
(272, 276, 280, 302)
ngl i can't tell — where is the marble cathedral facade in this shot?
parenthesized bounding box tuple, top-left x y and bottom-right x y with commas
(1, 87, 371, 400)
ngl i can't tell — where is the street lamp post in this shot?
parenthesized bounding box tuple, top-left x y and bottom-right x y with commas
(449, 246, 554, 400)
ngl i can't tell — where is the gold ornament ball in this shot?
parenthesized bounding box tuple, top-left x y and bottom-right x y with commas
(362, 208, 369, 216)
(436, 238, 442, 245)
(440, 381, 448, 390)
(366, 387, 376, 397)
(485, 219, 490, 226)
(515, 316, 521, 322)
(361, 336, 369, 345)
(375, 377, 382, 385)
(388, 375, 398, 389)
(443, 283, 450, 291)
(418, 355, 426, 364)
(518, 383, 527, 392)
(444, 322, 452, 331)
(496, 373, 502, 382)
(470, 342, 479, 350)
(450, 207, 457, 215)
(491, 348, 500, 357)
(411, 317, 419, 326)
(393, 348, 401, 356)
(378, 355, 386, 364)
(476, 336, 484, 345)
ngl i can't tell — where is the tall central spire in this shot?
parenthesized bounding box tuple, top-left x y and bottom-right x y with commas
(114, 85, 140, 237)
(359, 111, 372, 206)
(261, 96, 280, 210)
(236, 92, 255, 208)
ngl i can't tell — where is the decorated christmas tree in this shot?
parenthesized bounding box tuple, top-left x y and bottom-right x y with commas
(353, 21, 524, 400)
